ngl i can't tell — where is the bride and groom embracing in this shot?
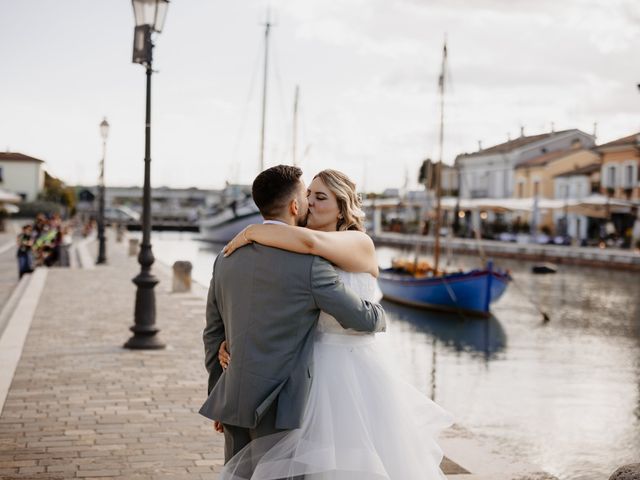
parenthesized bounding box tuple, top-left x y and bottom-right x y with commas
(200, 165, 453, 479)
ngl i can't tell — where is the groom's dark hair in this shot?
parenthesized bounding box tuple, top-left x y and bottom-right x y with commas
(252, 165, 303, 218)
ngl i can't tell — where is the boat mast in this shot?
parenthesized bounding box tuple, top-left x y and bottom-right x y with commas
(433, 39, 447, 274)
(259, 11, 272, 172)
(292, 85, 299, 166)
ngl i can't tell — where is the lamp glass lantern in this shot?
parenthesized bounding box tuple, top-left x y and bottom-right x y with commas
(100, 118, 110, 141)
(131, 0, 168, 65)
(132, 0, 169, 32)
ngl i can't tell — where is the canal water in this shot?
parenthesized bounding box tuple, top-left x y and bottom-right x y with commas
(148, 231, 639, 480)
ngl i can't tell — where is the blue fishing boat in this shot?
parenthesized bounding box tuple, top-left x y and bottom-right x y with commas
(378, 261, 511, 317)
(377, 40, 511, 317)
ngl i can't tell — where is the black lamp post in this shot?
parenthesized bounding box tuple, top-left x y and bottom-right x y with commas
(124, 0, 169, 350)
(96, 117, 109, 265)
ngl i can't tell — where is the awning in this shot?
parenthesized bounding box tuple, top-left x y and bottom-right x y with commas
(564, 194, 636, 218)
(365, 194, 637, 217)
(2, 204, 19, 214)
(0, 188, 21, 203)
(439, 197, 563, 212)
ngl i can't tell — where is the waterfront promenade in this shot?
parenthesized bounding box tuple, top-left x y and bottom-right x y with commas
(0, 233, 554, 479)
(371, 231, 640, 270)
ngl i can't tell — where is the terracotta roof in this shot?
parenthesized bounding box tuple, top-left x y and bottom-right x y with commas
(596, 133, 640, 150)
(0, 152, 45, 163)
(554, 163, 601, 178)
(515, 149, 575, 169)
(458, 129, 577, 158)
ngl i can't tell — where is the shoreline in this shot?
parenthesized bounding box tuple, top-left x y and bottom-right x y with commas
(371, 232, 640, 271)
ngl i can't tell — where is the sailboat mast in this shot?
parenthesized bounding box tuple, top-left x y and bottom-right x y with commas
(292, 85, 299, 166)
(259, 12, 272, 172)
(433, 39, 447, 274)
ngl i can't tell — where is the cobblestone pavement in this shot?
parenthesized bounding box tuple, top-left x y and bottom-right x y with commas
(0, 234, 480, 479)
(0, 238, 224, 479)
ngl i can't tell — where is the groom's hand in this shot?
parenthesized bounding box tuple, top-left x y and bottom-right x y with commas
(213, 421, 224, 433)
(218, 340, 230, 369)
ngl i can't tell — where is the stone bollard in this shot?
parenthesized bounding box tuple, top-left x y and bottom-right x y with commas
(116, 224, 124, 243)
(128, 238, 139, 256)
(610, 464, 640, 480)
(58, 244, 71, 267)
(172, 261, 192, 293)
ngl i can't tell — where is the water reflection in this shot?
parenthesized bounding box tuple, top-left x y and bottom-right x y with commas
(151, 233, 640, 480)
(383, 300, 507, 360)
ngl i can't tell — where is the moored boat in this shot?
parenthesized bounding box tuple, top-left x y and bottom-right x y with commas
(199, 13, 274, 244)
(531, 262, 558, 274)
(378, 261, 511, 317)
(377, 40, 511, 317)
(198, 196, 261, 243)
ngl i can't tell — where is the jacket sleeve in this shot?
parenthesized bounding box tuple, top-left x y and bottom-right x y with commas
(310, 256, 386, 333)
(203, 257, 225, 394)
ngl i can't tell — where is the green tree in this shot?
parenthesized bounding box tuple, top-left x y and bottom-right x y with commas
(39, 171, 76, 216)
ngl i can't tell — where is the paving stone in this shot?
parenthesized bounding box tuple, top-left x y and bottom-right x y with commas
(0, 233, 475, 479)
(0, 237, 224, 478)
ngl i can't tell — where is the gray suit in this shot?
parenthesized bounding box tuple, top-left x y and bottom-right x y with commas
(199, 243, 386, 462)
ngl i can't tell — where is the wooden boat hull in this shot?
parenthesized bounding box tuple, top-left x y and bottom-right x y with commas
(531, 263, 557, 274)
(378, 266, 511, 317)
(198, 212, 262, 243)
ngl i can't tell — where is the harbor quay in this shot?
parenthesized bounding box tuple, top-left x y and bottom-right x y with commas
(370, 231, 640, 271)
(0, 232, 561, 479)
(0, 234, 225, 479)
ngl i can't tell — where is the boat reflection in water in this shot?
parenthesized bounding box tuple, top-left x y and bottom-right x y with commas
(382, 300, 507, 360)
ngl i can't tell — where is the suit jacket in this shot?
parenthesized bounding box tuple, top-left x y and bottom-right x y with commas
(199, 243, 386, 430)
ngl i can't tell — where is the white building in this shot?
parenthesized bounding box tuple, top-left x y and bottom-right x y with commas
(455, 129, 595, 199)
(552, 163, 600, 241)
(0, 152, 45, 201)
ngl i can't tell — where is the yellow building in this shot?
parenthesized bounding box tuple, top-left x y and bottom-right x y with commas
(596, 133, 640, 201)
(513, 146, 600, 231)
(514, 147, 600, 199)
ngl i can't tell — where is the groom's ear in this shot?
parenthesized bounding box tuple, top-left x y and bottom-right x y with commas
(290, 197, 299, 216)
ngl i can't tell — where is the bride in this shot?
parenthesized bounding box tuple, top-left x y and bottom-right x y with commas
(219, 169, 453, 479)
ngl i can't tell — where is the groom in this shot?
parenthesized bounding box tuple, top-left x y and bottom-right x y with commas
(199, 165, 386, 463)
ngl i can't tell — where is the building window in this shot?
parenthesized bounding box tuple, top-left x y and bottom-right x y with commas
(533, 180, 540, 196)
(606, 166, 616, 188)
(517, 182, 524, 198)
(625, 164, 634, 188)
(0, 166, 3, 182)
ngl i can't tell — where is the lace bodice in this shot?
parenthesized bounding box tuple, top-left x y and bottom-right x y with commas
(317, 269, 383, 336)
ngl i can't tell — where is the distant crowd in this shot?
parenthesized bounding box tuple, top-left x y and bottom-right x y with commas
(16, 213, 71, 278)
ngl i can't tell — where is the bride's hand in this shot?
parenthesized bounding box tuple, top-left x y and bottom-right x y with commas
(218, 340, 231, 369)
(222, 226, 253, 257)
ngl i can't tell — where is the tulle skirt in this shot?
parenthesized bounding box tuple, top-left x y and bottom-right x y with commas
(220, 332, 454, 479)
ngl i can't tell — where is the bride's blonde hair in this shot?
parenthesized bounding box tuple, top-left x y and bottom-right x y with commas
(313, 169, 366, 232)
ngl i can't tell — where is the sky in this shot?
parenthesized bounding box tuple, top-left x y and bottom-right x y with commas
(0, 0, 639, 192)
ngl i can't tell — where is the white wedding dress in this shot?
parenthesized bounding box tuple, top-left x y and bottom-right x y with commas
(220, 269, 454, 479)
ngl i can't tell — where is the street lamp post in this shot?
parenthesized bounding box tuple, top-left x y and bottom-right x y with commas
(124, 0, 169, 350)
(96, 118, 110, 265)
